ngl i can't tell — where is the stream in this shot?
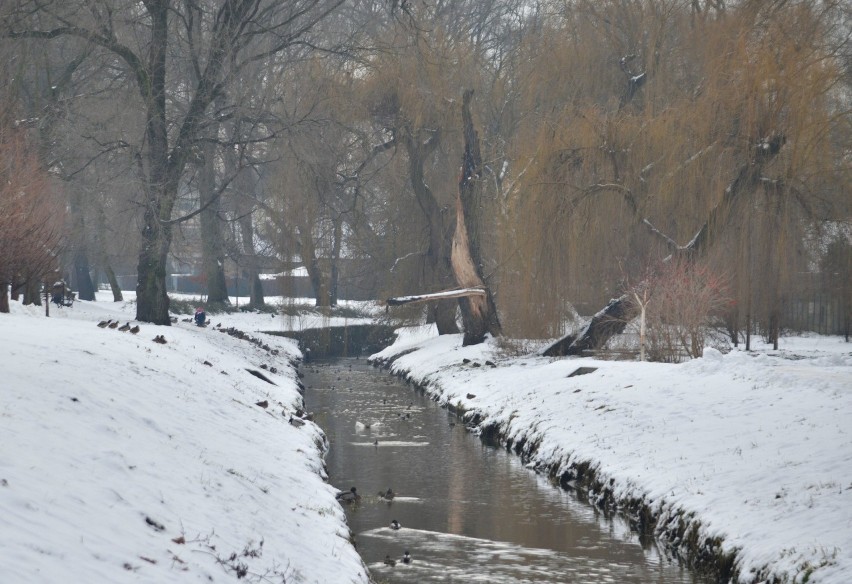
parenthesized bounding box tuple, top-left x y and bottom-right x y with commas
(303, 359, 712, 584)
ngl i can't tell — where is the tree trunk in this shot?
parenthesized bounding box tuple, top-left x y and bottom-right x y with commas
(228, 144, 265, 308)
(199, 142, 229, 304)
(726, 308, 739, 347)
(400, 126, 459, 335)
(23, 278, 42, 306)
(299, 226, 330, 307)
(452, 89, 501, 346)
(135, 1, 173, 325)
(104, 264, 123, 302)
(745, 310, 752, 351)
(73, 249, 96, 301)
(135, 203, 173, 325)
(543, 296, 634, 357)
(238, 210, 266, 307)
(329, 216, 342, 306)
(93, 204, 123, 301)
(434, 301, 458, 332)
(0, 284, 9, 313)
(69, 189, 96, 301)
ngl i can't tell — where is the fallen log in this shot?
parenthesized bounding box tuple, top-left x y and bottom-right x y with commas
(542, 296, 634, 357)
(385, 287, 487, 307)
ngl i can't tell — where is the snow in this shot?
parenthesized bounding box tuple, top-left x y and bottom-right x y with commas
(4, 291, 850, 583)
(371, 327, 852, 583)
(0, 293, 369, 583)
(387, 287, 486, 304)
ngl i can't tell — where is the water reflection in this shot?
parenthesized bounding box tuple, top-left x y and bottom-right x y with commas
(303, 360, 708, 584)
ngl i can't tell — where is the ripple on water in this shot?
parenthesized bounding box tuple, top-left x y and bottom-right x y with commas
(350, 440, 430, 447)
(304, 359, 709, 584)
(365, 528, 639, 584)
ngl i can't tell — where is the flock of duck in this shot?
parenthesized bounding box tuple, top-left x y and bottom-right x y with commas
(335, 486, 413, 568)
(96, 319, 140, 334)
(312, 364, 423, 572)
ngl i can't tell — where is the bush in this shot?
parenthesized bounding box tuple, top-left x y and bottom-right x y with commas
(629, 258, 732, 362)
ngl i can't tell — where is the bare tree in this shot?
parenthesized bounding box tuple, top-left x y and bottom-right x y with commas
(4, 0, 345, 323)
(0, 110, 65, 313)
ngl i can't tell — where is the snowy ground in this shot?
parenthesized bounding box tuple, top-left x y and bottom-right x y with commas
(0, 293, 370, 584)
(3, 291, 850, 583)
(371, 326, 852, 584)
(171, 293, 380, 332)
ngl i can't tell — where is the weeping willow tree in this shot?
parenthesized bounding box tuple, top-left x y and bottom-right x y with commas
(495, 0, 849, 350)
(360, 16, 493, 334)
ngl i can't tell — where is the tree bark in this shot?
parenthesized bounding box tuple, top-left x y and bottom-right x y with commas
(227, 141, 266, 308)
(23, 278, 42, 306)
(452, 89, 501, 346)
(329, 215, 342, 306)
(543, 296, 634, 357)
(136, 204, 173, 324)
(199, 142, 229, 304)
(135, 0, 173, 325)
(104, 264, 123, 302)
(399, 126, 459, 334)
(237, 206, 265, 307)
(69, 189, 95, 301)
(93, 204, 123, 302)
(73, 249, 95, 301)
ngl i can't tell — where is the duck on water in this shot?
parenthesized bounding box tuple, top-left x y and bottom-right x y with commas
(336, 486, 361, 504)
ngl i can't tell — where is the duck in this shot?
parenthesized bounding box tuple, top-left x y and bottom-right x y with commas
(97, 319, 112, 328)
(336, 486, 361, 504)
(108, 321, 119, 329)
(402, 551, 412, 564)
(118, 322, 131, 332)
(383, 555, 396, 567)
(289, 416, 306, 428)
(378, 488, 395, 501)
(390, 519, 401, 530)
(129, 325, 140, 334)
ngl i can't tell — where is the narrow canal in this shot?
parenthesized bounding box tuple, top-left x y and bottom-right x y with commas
(303, 359, 711, 584)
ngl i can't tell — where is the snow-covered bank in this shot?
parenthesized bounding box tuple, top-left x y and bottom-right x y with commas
(371, 327, 852, 584)
(0, 296, 369, 584)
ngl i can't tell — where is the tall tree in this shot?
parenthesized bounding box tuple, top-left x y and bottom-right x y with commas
(501, 0, 849, 351)
(4, 0, 345, 324)
(452, 89, 502, 344)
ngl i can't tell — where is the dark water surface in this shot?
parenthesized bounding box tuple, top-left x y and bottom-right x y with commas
(303, 359, 710, 584)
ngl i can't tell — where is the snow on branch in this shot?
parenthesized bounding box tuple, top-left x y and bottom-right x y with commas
(384, 287, 486, 306)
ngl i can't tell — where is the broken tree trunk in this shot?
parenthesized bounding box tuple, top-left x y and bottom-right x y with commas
(452, 90, 501, 346)
(542, 296, 635, 357)
(386, 287, 486, 306)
